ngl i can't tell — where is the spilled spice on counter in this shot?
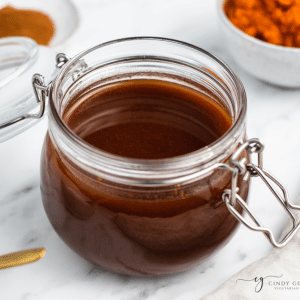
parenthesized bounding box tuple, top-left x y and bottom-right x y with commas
(0, 5, 55, 46)
(224, 0, 300, 47)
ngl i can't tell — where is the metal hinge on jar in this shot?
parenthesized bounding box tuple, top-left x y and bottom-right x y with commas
(0, 74, 48, 130)
(222, 138, 300, 248)
(0, 53, 70, 131)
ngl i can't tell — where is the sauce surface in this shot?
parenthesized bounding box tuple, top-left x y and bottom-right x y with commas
(63, 79, 232, 158)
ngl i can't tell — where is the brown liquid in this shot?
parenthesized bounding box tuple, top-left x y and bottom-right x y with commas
(41, 79, 249, 276)
(63, 80, 232, 159)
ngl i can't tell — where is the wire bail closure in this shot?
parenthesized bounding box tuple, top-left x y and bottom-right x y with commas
(0, 54, 70, 131)
(223, 138, 300, 248)
(0, 74, 48, 130)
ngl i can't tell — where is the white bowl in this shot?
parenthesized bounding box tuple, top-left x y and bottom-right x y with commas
(217, 0, 300, 87)
(0, 0, 79, 49)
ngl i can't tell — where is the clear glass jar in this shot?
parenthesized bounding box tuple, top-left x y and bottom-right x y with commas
(40, 37, 249, 276)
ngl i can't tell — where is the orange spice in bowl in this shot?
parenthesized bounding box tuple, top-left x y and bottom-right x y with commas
(0, 5, 55, 46)
(218, 0, 300, 86)
(224, 0, 300, 47)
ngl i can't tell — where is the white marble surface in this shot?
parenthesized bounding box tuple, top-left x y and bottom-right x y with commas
(1, 0, 300, 299)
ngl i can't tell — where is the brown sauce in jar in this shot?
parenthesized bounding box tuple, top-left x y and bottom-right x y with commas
(63, 79, 232, 159)
(41, 79, 249, 275)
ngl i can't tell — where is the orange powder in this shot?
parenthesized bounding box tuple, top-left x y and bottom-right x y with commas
(224, 0, 300, 47)
(0, 5, 55, 46)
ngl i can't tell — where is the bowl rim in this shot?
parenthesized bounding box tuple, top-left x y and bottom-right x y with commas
(217, 0, 300, 52)
(49, 0, 80, 49)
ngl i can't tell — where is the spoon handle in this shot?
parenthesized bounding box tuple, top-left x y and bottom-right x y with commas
(0, 248, 46, 270)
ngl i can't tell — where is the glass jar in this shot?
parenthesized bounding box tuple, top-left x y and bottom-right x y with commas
(40, 37, 249, 276)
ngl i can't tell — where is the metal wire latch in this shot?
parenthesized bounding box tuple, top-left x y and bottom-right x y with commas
(0, 53, 70, 131)
(222, 138, 300, 248)
(0, 74, 48, 130)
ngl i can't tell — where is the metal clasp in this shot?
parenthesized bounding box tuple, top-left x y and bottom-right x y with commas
(0, 53, 70, 131)
(222, 138, 300, 248)
(56, 53, 70, 69)
(0, 74, 49, 130)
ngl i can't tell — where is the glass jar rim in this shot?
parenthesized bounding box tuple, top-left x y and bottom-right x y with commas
(49, 37, 247, 186)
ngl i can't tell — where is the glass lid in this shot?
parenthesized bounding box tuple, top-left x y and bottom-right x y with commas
(0, 37, 58, 143)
